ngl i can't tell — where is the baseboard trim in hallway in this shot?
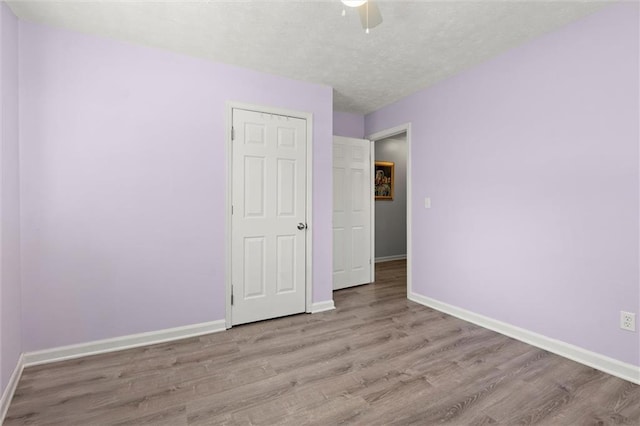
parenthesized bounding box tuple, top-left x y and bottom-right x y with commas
(375, 254, 407, 263)
(408, 291, 640, 385)
(23, 319, 226, 368)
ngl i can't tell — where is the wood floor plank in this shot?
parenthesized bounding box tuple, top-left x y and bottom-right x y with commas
(5, 260, 638, 425)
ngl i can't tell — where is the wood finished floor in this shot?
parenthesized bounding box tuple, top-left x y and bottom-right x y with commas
(5, 260, 640, 425)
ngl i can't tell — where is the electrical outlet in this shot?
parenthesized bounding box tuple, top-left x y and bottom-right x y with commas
(620, 311, 636, 332)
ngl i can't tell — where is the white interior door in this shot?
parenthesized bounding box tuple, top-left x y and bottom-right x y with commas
(333, 136, 372, 290)
(231, 108, 307, 325)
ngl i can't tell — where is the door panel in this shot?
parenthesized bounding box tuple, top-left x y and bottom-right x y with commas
(277, 159, 296, 216)
(244, 156, 266, 217)
(243, 237, 266, 298)
(276, 235, 296, 293)
(333, 136, 372, 290)
(232, 109, 307, 325)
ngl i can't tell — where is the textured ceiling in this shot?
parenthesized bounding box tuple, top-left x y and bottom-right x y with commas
(8, 0, 610, 113)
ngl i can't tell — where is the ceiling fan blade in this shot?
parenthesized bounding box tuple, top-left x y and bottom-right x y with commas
(358, 0, 383, 30)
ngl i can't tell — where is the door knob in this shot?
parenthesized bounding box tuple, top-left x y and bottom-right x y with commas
(297, 223, 306, 230)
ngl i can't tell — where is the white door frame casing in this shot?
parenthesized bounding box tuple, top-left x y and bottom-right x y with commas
(225, 102, 314, 329)
(367, 123, 412, 296)
(369, 140, 375, 282)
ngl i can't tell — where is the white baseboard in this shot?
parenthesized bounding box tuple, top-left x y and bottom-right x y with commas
(23, 319, 226, 367)
(310, 300, 335, 313)
(408, 292, 640, 385)
(1, 353, 24, 424)
(375, 254, 407, 263)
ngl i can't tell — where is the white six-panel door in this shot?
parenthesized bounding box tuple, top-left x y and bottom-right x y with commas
(333, 136, 372, 290)
(231, 109, 307, 325)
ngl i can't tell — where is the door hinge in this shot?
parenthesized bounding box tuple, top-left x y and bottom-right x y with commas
(231, 126, 235, 141)
(231, 286, 234, 305)
(231, 205, 234, 215)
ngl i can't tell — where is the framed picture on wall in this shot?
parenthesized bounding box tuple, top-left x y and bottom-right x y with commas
(375, 161, 394, 200)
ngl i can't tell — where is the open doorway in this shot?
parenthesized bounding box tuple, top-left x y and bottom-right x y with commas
(331, 123, 412, 299)
(373, 132, 407, 294)
(368, 123, 411, 298)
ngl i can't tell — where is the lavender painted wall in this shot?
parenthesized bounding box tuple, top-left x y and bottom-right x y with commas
(366, 3, 639, 366)
(0, 3, 21, 392)
(19, 21, 333, 352)
(333, 111, 364, 138)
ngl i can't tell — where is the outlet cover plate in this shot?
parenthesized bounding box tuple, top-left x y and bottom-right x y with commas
(620, 311, 636, 332)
